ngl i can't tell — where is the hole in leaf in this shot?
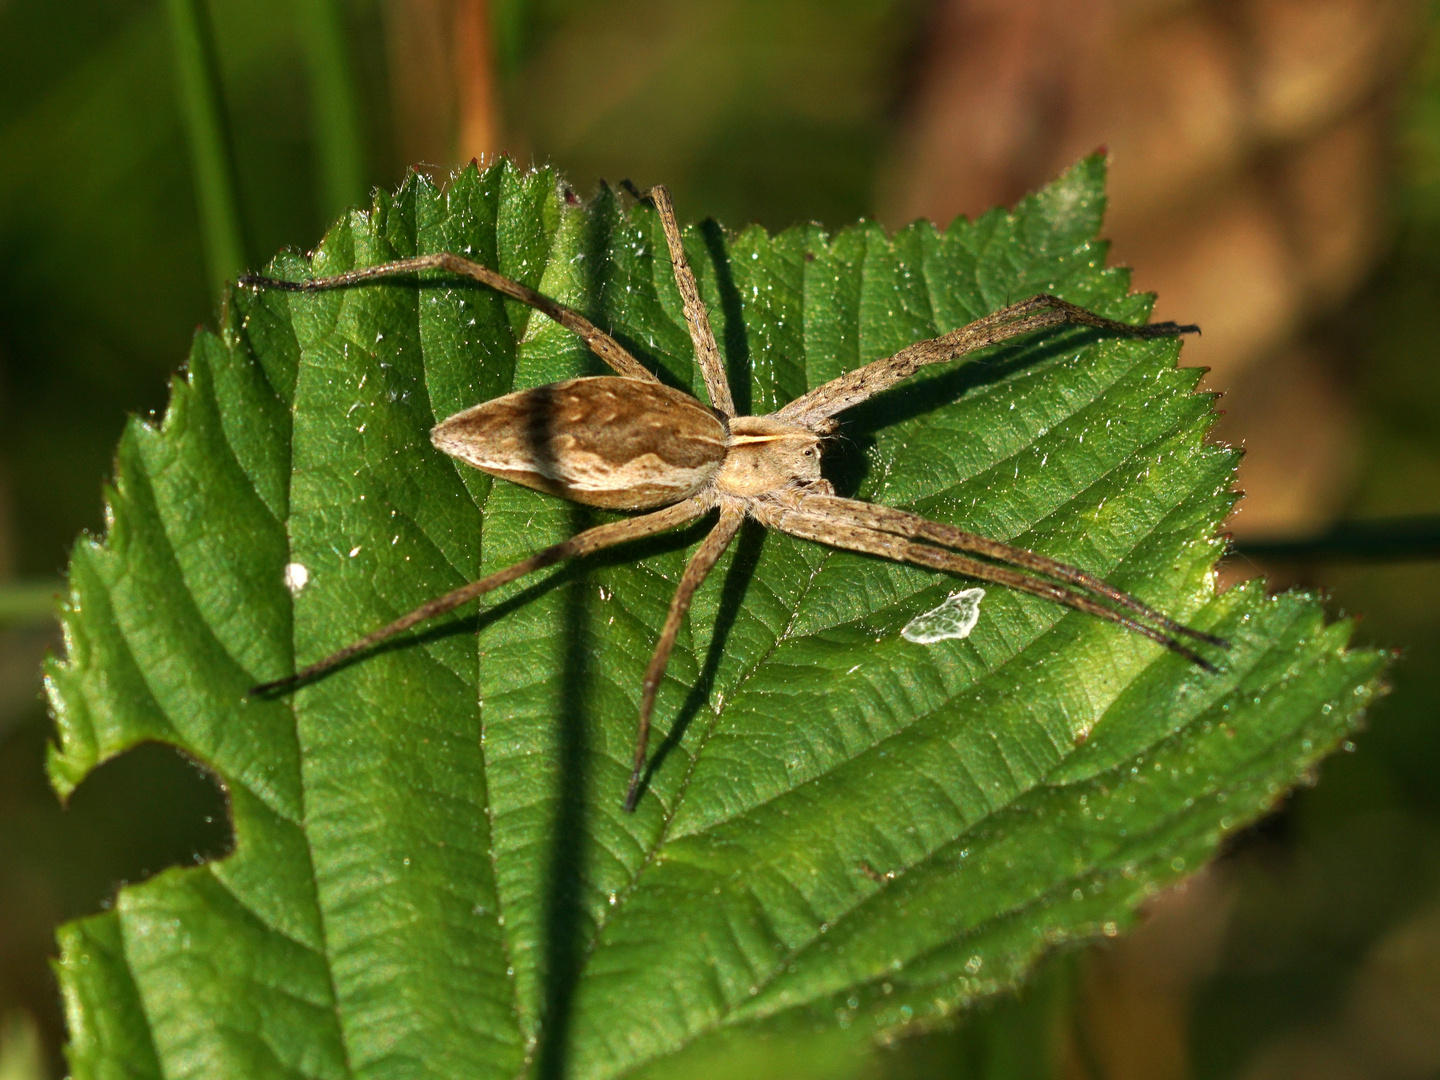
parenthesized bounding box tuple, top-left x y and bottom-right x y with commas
(62, 739, 235, 887)
(1, 713, 233, 1071)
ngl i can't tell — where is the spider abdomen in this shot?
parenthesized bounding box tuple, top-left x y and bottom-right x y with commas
(431, 376, 728, 510)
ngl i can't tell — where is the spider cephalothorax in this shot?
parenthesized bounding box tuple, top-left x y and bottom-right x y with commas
(714, 416, 826, 497)
(246, 183, 1227, 811)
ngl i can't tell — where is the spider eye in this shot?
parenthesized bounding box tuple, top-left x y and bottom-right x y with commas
(803, 449, 814, 457)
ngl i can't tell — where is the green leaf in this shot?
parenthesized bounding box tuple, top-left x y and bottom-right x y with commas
(46, 155, 1385, 1080)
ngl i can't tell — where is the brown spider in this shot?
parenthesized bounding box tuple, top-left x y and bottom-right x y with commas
(246, 184, 1227, 811)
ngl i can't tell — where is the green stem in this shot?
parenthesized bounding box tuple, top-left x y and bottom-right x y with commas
(1230, 516, 1440, 562)
(296, 0, 366, 221)
(165, 0, 247, 294)
(0, 580, 61, 625)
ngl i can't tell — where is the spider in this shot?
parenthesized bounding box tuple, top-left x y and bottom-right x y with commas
(245, 184, 1228, 811)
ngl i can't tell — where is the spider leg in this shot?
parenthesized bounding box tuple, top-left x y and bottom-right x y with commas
(776, 294, 1199, 427)
(625, 499, 746, 812)
(251, 496, 710, 696)
(751, 500, 1222, 672)
(795, 493, 1227, 649)
(239, 251, 657, 383)
(633, 183, 736, 417)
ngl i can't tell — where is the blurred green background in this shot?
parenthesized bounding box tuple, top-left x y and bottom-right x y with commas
(2, 1, 1439, 1077)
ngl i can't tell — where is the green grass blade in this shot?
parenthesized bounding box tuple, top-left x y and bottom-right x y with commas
(295, 0, 366, 221)
(164, 0, 246, 291)
(0, 580, 60, 625)
(1233, 515, 1440, 561)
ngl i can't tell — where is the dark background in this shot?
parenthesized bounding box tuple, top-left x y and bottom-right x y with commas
(1, 1, 1438, 1076)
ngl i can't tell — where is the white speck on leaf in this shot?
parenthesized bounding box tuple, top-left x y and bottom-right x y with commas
(901, 588, 985, 644)
(283, 563, 309, 593)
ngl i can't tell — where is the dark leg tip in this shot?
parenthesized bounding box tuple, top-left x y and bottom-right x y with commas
(1166, 637, 1224, 675)
(1140, 321, 1202, 338)
(623, 768, 645, 813)
(249, 676, 296, 698)
(238, 274, 309, 293)
(1175, 625, 1232, 650)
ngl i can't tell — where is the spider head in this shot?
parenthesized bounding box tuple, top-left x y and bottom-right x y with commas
(716, 416, 824, 496)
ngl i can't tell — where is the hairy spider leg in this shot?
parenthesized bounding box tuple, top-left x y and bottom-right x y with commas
(798, 493, 1228, 649)
(637, 183, 736, 418)
(240, 252, 657, 383)
(250, 497, 710, 696)
(778, 293, 1200, 427)
(752, 500, 1220, 673)
(626, 500, 746, 812)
